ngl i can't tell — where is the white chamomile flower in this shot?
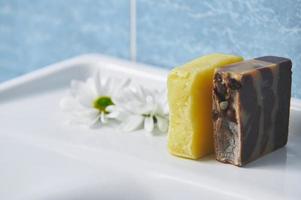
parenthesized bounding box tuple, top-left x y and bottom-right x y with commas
(59, 71, 129, 128)
(109, 83, 169, 133)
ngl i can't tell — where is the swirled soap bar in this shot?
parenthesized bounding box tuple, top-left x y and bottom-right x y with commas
(167, 54, 243, 159)
(212, 56, 292, 166)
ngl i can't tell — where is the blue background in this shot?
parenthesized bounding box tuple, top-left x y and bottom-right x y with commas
(0, 0, 300, 98)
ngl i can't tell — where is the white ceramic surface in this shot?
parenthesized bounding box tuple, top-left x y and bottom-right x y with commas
(0, 54, 300, 200)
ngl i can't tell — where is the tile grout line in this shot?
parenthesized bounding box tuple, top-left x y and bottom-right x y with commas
(130, 0, 136, 62)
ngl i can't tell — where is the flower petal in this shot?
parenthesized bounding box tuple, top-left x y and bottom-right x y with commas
(86, 77, 98, 97)
(130, 83, 145, 102)
(111, 78, 131, 99)
(120, 78, 131, 88)
(80, 109, 99, 120)
(59, 96, 80, 112)
(122, 115, 144, 132)
(106, 105, 122, 120)
(77, 95, 94, 108)
(106, 111, 119, 119)
(100, 112, 108, 124)
(66, 108, 100, 128)
(144, 117, 154, 132)
(105, 105, 116, 113)
(100, 76, 112, 96)
(93, 70, 103, 96)
(70, 80, 95, 107)
(70, 80, 91, 97)
(156, 116, 169, 133)
(88, 116, 101, 128)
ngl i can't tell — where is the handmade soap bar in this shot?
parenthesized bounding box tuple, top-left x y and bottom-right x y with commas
(212, 56, 292, 166)
(167, 54, 243, 159)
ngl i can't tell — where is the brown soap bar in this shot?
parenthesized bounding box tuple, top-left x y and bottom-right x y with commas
(212, 56, 292, 166)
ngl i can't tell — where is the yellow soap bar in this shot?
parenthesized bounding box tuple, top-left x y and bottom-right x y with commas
(167, 53, 243, 159)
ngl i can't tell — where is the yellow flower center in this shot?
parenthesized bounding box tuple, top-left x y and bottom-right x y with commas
(93, 96, 114, 113)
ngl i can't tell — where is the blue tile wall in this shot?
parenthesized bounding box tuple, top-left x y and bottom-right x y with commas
(137, 0, 301, 98)
(0, 0, 130, 82)
(0, 0, 301, 98)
